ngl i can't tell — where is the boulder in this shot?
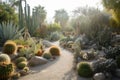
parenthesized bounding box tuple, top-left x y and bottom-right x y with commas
(29, 56, 48, 66)
(93, 73, 105, 80)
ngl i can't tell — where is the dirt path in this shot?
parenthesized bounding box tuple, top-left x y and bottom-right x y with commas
(19, 41, 77, 80)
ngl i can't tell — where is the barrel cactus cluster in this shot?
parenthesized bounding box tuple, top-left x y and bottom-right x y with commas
(0, 53, 15, 80)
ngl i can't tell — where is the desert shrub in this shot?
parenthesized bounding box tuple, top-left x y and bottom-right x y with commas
(47, 22, 61, 33)
(92, 59, 117, 73)
(116, 55, 120, 68)
(3, 41, 17, 55)
(17, 61, 27, 69)
(0, 53, 11, 65)
(15, 57, 27, 64)
(104, 45, 120, 59)
(49, 31, 61, 41)
(49, 46, 60, 56)
(77, 62, 93, 78)
(42, 52, 52, 59)
(13, 39, 28, 45)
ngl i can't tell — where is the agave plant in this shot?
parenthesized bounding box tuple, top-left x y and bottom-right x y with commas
(0, 22, 24, 46)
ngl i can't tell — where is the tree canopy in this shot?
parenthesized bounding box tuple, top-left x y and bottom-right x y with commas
(54, 9, 69, 28)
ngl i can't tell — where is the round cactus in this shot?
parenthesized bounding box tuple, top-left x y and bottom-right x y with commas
(77, 62, 93, 78)
(42, 52, 52, 59)
(3, 41, 17, 55)
(23, 67, 29, 72)
(49, 46, 60, 56)
(0, 53, 11, 65)
(15, 57, 27, 64)
(0, 63, 14, 80)
(17, 45, 24, 52)
(17, 61, 27, 69)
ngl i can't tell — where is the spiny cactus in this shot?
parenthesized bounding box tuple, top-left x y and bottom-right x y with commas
(17, 61, 27, 69)
(42, 52, 52, 59)
(0, 53, 11, 65)
(0, 63, 14, 80)
(15, 57, 27, 64)
(49, 46, 60, 56)
(3, 41, 17, 55)
(77, 62, 93, 78)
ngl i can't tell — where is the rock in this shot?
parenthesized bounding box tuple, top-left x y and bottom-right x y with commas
(115, 69, 120, 77)
(29, 56, 48, 66)
(93, 73, 105, 80)
(42, 40, 52, 47)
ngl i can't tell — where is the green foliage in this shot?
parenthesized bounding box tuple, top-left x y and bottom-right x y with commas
(0, 63, 14, 80)
(0, 3, 18, 23)
(49, 46, 60, 56)
(0, 22, 23, 46)
(54, 9, 69, 27)
(13, 39, 28, 45)
(102, 0, 120, 27)
(42, 52, 52, 59)
(17, 61, 27, 69)
(15, 57, 27, 64)
(3, 41, 17, 55)
(47, 22, 61, 33)
(77, 62, 93, 78)
(72, 7, 112, 47)
(0, 53, 11, 65)
(116, 55, 120, 68)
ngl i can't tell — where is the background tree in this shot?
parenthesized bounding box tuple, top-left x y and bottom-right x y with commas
(34, 5, 47, 27)
(102, 0, 120, 29)
(54, 9, 69, 28)
(0, 3, 18, 23)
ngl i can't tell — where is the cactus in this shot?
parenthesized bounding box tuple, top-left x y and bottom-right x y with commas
(77, 62, 93, 78)
(15, 57, 27, 64)
(49, 46, 60, 56)
(0, 53, 11, 65)
(17, 61, 27, 69)
(3, 41, 17, 55)
(0, 63, 14, 80)
(36, 49, 43, 56)
(42, 52, 52, 59)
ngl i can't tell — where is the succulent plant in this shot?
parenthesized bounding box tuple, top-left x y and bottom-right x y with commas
(36, 49, 43, 56)
(0, 53, 11, 65)
(42, 52, 52, 59)
(17, 61, 27, 69)
(15, 57, 27, 64)
(77, 62, 93, 78)
(3, 41, 17, 55)
(49, 46, 60, 56)
(0, 63, 14, 80)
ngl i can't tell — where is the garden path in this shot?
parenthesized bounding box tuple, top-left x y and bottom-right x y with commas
(19, 41, 77, 80)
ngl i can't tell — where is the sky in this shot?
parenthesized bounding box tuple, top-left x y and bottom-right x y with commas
(27, 0, 103, 22)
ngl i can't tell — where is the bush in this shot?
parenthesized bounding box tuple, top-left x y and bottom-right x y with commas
(3, 41, 17, 55)
(92, 59, 117, 73)
(49, 46, 60, 56)
(116, 55, 120, 68)
(49, 32, 61, 41)
(15, 57, 27, 64)
(77, 62, 93, 78)
(42, 52, 52, 59)
(0, 53, 11, 65)
(104, 45, 120, 59)
(17, 61, 27, 69)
